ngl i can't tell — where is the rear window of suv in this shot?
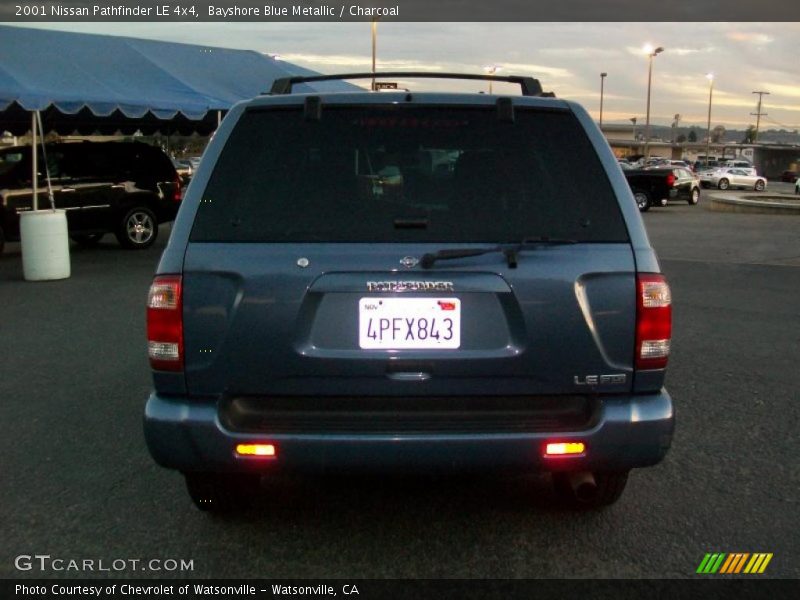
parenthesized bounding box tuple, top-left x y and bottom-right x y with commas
(190, 106, 628, 243)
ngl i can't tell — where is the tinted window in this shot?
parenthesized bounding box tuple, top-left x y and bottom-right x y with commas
(191, 106, 628, 243)
(58, 145, 117, 179)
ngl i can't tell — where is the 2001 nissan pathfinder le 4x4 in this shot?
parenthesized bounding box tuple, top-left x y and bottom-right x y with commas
(144, 73, 674, 512)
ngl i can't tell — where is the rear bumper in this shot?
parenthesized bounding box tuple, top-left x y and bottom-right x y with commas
(143, 390, 674, 473)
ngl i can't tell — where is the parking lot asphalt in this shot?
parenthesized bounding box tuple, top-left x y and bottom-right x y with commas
(1, 198, 799, 579)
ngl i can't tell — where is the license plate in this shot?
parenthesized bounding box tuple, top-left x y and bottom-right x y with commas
(359, 298, 461, 349)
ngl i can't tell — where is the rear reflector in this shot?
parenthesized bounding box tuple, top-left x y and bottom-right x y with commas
(236, 444, 277, 458)
(635, 274, 672, 370)
(545, 442, 586, 456)
(147, 275, 183, 372)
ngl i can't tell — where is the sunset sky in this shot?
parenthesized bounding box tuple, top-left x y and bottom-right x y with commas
(11, 21, 800, 130)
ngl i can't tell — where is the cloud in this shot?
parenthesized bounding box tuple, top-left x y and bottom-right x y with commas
(759, 83, 800, 99)
(276, 53, 443, 71)
(489, 62, 572, 79)
(726, 32, 774, 44)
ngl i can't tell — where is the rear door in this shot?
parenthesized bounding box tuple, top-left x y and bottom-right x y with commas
(58, 145, 119, 231)
(674, 168, 694, 199)
(182, 105, 636, 400)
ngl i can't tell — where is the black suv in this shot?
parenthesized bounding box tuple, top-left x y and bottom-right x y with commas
(0, 141, 181, 253)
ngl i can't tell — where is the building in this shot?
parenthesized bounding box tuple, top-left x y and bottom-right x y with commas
(599, 124, 800, 177)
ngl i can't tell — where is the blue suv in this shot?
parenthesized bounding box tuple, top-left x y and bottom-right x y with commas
(144, 73, 674, 512)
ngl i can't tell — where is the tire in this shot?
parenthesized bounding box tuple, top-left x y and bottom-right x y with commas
(184, 473, 260, 514)
(754, 180, 766, 192)
(70, 233, 104, 247)
(552, 471, 629, 509)
(633, 190, 650, 212)
(116, 207, 158, 249)
(688, 187, 700, 205)
(717, 178, 730, 190)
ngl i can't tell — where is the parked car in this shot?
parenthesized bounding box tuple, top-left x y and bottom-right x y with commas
(666, 160, 692, 170)
(720, 160, 756, 175)
(618, 159, 635, 170)
(693, 159, 722, 172)
(187, 156, 202, 171)
(780, 170, 798, 183)
(700, 167, 767, 191)
(625, 167, 700, 211)
(172, 157, 193, 184)
(644, 156, 669, 168)
(0, 141, 181, 253)
(144, 72, 674, 512)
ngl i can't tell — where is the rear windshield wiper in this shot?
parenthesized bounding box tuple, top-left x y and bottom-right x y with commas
(420, 236, 577, 269)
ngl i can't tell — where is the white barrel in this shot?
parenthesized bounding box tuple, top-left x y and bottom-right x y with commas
(20, 209, 71, 281)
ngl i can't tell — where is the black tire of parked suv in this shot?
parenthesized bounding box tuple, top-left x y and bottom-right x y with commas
(184, 473, 261, 513)
(633, 190, 650, 212)
(116, 206, 158, 249)
(754, 180, 766, 192)
(688, 187, 700, 205)
(70, 233, 104, 247)
(717, 178, 730, 190)
(552, 471, 629, 509)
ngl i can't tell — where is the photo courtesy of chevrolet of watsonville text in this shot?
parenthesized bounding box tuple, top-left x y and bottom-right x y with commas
(144, 71, 674, 512)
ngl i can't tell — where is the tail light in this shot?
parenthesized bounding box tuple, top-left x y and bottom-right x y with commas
(545, 442, 586, 456)
(147, 275, 183, 371)
(666, 172, 676, 186)
(173, 173, 182, 202)
(635, 274, 672, 370)
(236, 444, 277, 458)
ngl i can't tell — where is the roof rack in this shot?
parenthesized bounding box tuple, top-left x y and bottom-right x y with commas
(268, 72, 553, 97)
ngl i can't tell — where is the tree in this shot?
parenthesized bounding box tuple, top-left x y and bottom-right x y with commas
(711, 125, 726, 143)
(742, 125, 757, 144)
(676, 134, 687, 143)
(687, 129, 697, 142)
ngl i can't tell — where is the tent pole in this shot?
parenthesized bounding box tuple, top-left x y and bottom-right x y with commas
(36, 110, 56, 210)
(31, 112, 38, 212)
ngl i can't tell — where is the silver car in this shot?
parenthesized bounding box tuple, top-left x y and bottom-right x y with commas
(700, 167, 767, 191)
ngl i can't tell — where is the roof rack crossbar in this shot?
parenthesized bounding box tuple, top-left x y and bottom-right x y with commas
(268, 72, 549, 97)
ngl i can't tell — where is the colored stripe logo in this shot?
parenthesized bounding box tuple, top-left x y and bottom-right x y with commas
(697, 553, 773, 574)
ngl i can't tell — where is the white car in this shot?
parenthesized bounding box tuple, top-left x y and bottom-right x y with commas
(720, 160, 756, 175)
(700, 167, 767, 191)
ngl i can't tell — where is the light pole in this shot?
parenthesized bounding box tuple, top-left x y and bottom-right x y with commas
(484, 65, 502, 94)
(705, 73, 714, 166)
(751, 90, 770, 143)
(630, 117, 638, 154)
(643, 44, 664, 160)
(371, 18, 378, 91)
(599, 72, 607, 128)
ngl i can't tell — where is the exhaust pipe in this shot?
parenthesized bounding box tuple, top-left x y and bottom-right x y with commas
(568, 471, 597, 502)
